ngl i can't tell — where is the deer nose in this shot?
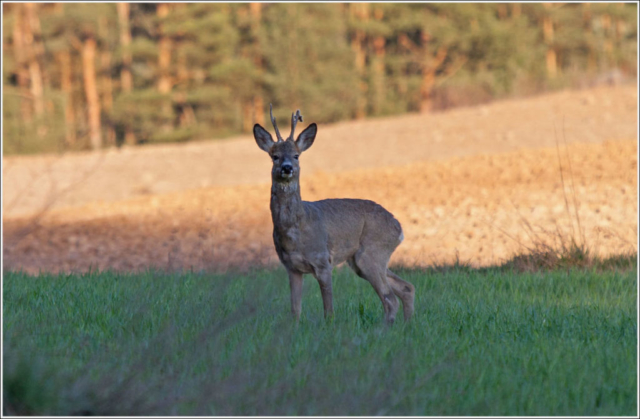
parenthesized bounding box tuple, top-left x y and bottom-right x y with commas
(281, 164, 293, 174)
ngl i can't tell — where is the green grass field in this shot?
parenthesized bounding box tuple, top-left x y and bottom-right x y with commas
(3, 262, 637, 415)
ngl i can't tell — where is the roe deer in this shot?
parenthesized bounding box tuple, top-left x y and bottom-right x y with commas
(253, 105, 415, 324)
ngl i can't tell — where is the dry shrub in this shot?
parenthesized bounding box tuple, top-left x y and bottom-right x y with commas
(499, 129, 636, 273)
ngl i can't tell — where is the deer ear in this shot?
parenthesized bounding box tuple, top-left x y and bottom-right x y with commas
(253, 124, 274, 152)
(295, 123, 317, 152)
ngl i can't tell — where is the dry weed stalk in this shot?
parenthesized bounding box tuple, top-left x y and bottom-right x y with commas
(485, 121, 605, 271)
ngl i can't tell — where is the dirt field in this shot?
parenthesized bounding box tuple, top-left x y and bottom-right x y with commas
(2, 84, 638, 273)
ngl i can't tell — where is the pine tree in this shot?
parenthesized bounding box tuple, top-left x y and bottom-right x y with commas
(2, 3, 637, 155)
(116, 2, 135, 145)
(348, 2, 369, 119)
(23, 3, 45, 117)
(156, 3, 173, 133)
(262, 3, 358, 123)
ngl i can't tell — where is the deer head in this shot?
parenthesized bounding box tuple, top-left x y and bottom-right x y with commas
(253, 104, 317, 183)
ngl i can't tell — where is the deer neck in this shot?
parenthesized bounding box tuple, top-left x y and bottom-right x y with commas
(270, 179, 304, 232)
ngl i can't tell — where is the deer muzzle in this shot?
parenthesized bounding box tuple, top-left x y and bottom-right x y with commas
(281, 163, 294, 178)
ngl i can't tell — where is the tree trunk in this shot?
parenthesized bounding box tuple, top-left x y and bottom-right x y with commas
(250, 2, 264, 126)
(253, 95, 264, 127)
(175, 39, 196, 128)
(175, 21, 188, 91)
(176, 49, 188, 86)
(370, 7, 387, 116)
(350, 3, 369, 119)
(545, 47, 558, 79)
(601, 14, 614, 67)
(25, 2, 47, 88)
(57, 50, 76, 147)
(177, 91, 196, 128)
(242, 101, 253, 133)
(542, 4, 557, 79)
(157, 4, 172, 95)
(117, 2, 135, 145)
(12, 4, 31, 122)
(82, 37, 102, 150)
(420, 45, 447, 113)
(249, 2, 261, 27)
(24, 3, 45, 117)
(371, 35, 386, 116)
(157, 3, 173, 132)
(98, 16, 115, 147)
(614, 4, 625, 42)
(583, 3, 597, 73)
(420, 69, 436, 113)
(511, 3, 521, 19)
(497, 4, 508, 20)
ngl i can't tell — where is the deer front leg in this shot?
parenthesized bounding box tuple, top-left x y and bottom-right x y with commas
(288, 270, 303, 320)
(314, 268, 334, 319)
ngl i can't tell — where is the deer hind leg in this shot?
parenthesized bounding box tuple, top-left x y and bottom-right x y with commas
(350, 249, 399, 324)
(387, 270, 415, 321)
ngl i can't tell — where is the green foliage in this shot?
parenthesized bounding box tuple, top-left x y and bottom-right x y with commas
(3, 263, 637, 415)
(2, 88, 68, 154)
(262, 4, 359, 122)
(2, 3, 637, 154)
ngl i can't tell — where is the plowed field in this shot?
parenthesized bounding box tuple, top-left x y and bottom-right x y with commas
(3, 84, 638, 273)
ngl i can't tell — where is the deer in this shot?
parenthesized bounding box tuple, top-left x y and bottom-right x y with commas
(253, 105, 415, 324)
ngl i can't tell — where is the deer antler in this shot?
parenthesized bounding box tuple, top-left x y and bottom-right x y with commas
(270, 103, 284, 142)
(288, 109, 303, 141)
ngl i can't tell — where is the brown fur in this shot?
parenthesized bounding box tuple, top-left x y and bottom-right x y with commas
(253, 112, 415, 324)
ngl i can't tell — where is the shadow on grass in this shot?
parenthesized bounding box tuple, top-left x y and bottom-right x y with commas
(412, 246, 637, 276)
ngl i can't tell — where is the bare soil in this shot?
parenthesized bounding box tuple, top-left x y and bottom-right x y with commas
(3, 84, 638, 273)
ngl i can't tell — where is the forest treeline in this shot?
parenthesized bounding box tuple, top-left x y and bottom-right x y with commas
(2, 3, 637, 154)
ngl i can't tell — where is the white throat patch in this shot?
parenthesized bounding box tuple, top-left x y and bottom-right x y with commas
(276, 181, 298, 193)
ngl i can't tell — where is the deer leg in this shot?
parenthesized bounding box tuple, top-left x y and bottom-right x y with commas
(353, 251, 399, 324)
(288, 270, 303, 321)
(373, 274, 399, 325)
(387, 269, 415, 321)
(313, 268, 334, 319)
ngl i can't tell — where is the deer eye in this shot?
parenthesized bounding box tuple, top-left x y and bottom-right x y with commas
(294, 155, 299, 160)
(272, 155, 279, 161)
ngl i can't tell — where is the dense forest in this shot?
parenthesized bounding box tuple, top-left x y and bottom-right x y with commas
(2, 3, 637, 154)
